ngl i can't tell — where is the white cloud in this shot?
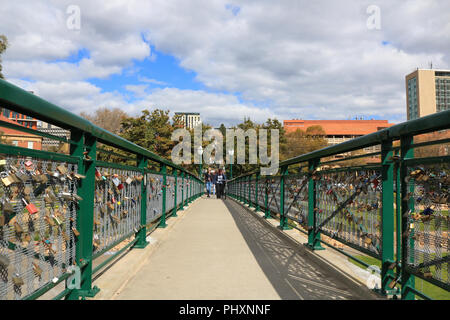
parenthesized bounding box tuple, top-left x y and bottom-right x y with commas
(1, 0, 449, 126)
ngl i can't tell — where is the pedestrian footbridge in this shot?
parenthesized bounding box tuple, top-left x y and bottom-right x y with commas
(0, 79, 448, 300)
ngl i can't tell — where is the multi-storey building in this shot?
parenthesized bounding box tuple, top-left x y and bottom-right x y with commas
(175, 112, 201, 129)
(406, 69, 450, 120)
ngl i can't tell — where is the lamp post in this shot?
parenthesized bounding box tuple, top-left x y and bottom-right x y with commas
(228, 149, 234, 179)
(197, 145, 203, 178)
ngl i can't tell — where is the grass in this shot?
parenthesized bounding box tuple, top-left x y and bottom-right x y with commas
(348, 254, 450, 300)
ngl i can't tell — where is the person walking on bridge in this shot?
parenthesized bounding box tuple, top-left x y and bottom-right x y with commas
(216, 168, 227, 199)
(204, 167, 212, 198)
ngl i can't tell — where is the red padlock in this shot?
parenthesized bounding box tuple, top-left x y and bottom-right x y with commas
(95, 169, 102, 179)
(118, 183, 124, 190)
(22, 198, 39, 215)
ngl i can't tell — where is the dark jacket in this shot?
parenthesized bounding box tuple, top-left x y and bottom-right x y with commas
(204, 172, 212, 183)
(216, 173, 227, 184)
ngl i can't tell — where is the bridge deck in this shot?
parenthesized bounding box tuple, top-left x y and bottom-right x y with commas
(94, 197, 378, 300)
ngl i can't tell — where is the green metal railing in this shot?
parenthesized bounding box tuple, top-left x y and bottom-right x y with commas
(228, 110, 450, 300)
(0, 79, 203, 300)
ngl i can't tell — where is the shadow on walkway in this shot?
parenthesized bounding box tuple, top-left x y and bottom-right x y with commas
(223, 199, 379, 300)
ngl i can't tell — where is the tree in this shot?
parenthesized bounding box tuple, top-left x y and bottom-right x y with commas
(80, 107, 128, 135)
(284, 126, 328, 160)
(0, 35, 8, 79)
(120, 109, 177, 161)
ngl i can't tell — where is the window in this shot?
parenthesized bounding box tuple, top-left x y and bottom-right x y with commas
(12, 141, 18, 146)
(27, 141, 34, 149)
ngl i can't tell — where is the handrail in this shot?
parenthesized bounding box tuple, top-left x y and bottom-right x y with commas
(227, 111, 450, 300)
(0, 79, 204, 301)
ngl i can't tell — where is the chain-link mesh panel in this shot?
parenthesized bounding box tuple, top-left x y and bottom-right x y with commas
(0, 156, 77, 300)
(284, 174, 309, 228)
(315, 169, 382, 256)
(405, 164, 449, 288)
(267, 177, 281, 214)
(257, 178, 267, 209)
(92, 167, 141, 255)
(250, 179, 256, 205)
(165, 176, 175, 213)
(146, 173, 163, 224)
(177, 177, 183, 206)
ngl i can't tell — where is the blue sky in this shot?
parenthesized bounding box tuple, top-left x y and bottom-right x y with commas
(2, 1, 449, 126)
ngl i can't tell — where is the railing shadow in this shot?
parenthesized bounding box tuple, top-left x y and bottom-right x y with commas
(223, 198, 379, 300)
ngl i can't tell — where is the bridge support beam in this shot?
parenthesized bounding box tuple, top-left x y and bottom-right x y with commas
(380, 138, 396, 297)
(134, 155, 149, 249)
(400, 135, 415, 300)
(278, 165, 291, 230)
(159, 164, 168, 228)
(306, 159, 324, 250)
(67, 130, 100, 299)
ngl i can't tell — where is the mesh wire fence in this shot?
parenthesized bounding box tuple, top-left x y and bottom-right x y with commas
(314, 169, 382, 257)
(146, 173, 163, 224)
(165, 176, 175, 213)
(284, 173, 309, 228)
(267, 177, 281, 215)
(92, 167, 141, 254)
(404, 163, 449, 288)
(0, 156, 77, 300)
(177, 177, 183, 206)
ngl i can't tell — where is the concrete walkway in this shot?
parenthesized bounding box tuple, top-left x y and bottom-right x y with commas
(93, 197, 379, 300)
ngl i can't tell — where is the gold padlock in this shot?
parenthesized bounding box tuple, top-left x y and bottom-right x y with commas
(1, 172, 15, 187)
(72, 227, 80, 237)
(12, 275, 24, 286)
(57, 164, 67, 175)
(32, 262, 42, 277)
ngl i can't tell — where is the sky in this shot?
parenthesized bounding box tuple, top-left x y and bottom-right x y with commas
(1, 0, 449, 127)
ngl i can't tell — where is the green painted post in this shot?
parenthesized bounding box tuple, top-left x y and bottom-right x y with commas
(159, 164, 167, 228)
(400, 135, 415, 300)
(381, 138, 395, 296)
(307, 159, 324, 250)
(278, 165, 290, 230)
(264, 177, 271, 219)
(255, 172, 260, 212)
(172, 169, 178, 217)
(248, 175, 252, 208)
(134, 155, 149, 249)
(67, 131, 99, 299)
(181, 171, 185, 210)
(184, 175, 188, 208)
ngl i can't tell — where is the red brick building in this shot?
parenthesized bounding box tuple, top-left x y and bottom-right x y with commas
(0, 109, 42, 150)
(284, 119, 393, 147)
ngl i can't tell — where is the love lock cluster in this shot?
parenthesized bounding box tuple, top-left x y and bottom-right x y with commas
(93, 168, 142, 251)
(0, 158, 80, 297)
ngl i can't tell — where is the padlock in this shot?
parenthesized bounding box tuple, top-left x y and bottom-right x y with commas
(423, 271, 433, 279)
(72, 227, 80, 237)
(56, 164, 67, 175)
(24, 160, 34, 170)
(112, 177, 120, 187)
(12, 275, 24, 287)
(0, 214, 4, 227)
(45, 215, 55, 226)
(14, 222, 23, 234)
(74, 173, 86, 180)
(118, 183, 124, 190)
(364, 236, 372, 245)
(22, 198, 39, 215)
(59, 192, 73, 201)
(16, 171, 29, 183)
(107, 202, 115, 211)
(61, 230, 69, 242)
(52, 215, 62, 226)
(32, 262, 42, 277)
(22, 232, 31, 244)
(1, 171, 15, 187)
(126, 177, 133, 185)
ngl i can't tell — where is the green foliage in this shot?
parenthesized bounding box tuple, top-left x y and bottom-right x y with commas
(284, 126, 328, 160)
(120, 109, 178, 161)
